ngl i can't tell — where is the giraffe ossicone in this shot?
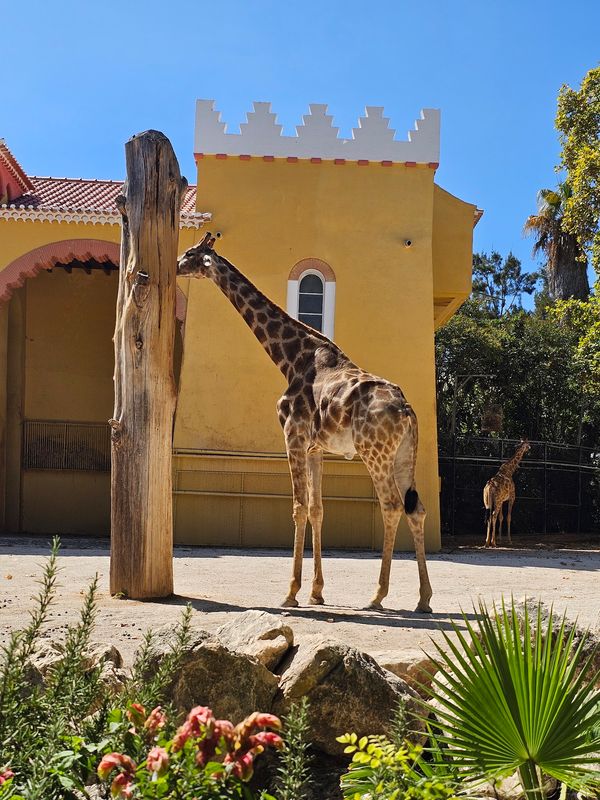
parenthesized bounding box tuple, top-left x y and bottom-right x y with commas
(178, 233, 433, 612)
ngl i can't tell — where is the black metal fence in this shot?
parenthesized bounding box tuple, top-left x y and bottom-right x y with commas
(439, 435, 599, 538)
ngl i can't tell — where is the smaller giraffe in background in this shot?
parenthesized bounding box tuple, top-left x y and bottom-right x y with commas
(483, 439, 531, 547)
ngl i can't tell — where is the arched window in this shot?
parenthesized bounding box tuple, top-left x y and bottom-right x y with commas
(287, 259, 336, 339)
(298, 273, 324, 331)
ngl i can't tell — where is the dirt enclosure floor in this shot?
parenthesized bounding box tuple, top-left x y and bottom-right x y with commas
(1, 536, 599, 668)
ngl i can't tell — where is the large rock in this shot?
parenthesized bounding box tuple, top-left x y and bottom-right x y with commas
(26, 639, 126, 694)
(372, 648, 437, 693)
(145, 628, 279, 723)
(274, 635, 420, 756)
(216, 610, 294, 670)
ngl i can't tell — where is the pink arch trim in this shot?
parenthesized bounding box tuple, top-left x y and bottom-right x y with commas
(0, 238, 187, 322)
(0, 239, 120, 305)
(288, 258, 335, 282)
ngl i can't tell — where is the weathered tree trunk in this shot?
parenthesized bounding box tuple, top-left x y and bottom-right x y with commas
(110, 130, 186, 599)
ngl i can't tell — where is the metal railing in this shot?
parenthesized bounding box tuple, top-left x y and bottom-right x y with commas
(439, 435, 599, 537)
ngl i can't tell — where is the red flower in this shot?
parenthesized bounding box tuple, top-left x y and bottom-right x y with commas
(187, 705, 215, 735)
(98, 753, 136, 780)
(249, 731, 284, 751)
(127, 702, 146, 729)
(253, 713, 282, 730)
(0, 769, 15, 785)
(111, 772, 134, 798)
(172, 720, 193, 752)
(195, 739, 217, 766)
(144, 706, 166, 734)
(146, 746, 169, 775)
(224, 751, 254, 781)
(214, 719, 235, 740)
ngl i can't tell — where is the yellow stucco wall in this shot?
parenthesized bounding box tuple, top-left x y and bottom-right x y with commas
(0, 163, 474, 548)
(432, 185, 476, 327)
(175, 157, 451, 550)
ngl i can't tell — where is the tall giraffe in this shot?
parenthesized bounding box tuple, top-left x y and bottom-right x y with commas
(177, 233, 433, 612)
(483, 439, 530, 547)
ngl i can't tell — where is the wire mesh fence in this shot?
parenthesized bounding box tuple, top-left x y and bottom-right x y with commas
(439, 435, 599, 538)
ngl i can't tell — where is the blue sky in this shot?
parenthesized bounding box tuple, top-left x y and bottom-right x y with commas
(3, 0, 598, 286)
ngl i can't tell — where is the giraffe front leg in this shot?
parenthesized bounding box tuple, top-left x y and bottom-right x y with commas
(282, 437, 309, 608)
(307, 451, 325, 605)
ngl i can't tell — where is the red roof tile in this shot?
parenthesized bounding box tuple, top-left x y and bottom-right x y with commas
(10, 176, 199, 214)
(0, 140, 34, 192)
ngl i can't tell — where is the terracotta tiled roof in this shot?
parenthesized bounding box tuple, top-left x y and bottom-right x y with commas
(0, 140, 33, 192)
(10, 176, 199, 215)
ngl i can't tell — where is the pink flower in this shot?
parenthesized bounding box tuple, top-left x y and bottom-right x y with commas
(144, 706, 166, 734)
(111, 772, 134, 798)
(253, 713, 282, 730)
(214, 719, 235, 740)
(127, 702, 146, 729)
(187, 705, 215, 735)
(146, 746, 169, 775)
(98, 753, 136, 780)
(0, 769, 15, 785)
(249, 731, 284, 750)
(172, 719, 193, 752)
(224, 751, 255, 781)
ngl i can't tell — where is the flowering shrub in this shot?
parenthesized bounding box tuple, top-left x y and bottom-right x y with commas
(96, 702, 282, 799)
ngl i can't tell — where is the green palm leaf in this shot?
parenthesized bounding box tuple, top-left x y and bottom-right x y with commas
(420, 598, 600, 799)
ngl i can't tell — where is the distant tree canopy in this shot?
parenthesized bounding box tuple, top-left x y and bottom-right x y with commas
(524, 183, 590, 301)
(435, 252, 600, 449)
(556, 64, 600, 277)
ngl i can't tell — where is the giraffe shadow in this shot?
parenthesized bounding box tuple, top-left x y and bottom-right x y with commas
(161, 594, 473, 632)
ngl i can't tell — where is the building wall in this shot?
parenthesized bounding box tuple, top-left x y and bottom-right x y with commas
(175, 157, 445, 549)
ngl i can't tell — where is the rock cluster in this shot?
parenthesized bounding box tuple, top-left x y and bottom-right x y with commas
(142, 610, 420, 757)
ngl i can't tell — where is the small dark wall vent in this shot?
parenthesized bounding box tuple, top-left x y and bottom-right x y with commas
(23, 420, 110, 472)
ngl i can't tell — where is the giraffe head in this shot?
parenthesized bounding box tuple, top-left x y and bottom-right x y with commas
(177, 232, 218, 277)
(518, 438, 531, 456)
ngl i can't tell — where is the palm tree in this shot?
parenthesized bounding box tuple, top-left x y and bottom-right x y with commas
(524, 182, 590, 300)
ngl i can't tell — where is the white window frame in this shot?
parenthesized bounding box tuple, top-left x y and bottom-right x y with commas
(287, 268, 336, 340)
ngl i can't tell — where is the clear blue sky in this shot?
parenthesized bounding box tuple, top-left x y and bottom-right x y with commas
(3, 0, 599, 285)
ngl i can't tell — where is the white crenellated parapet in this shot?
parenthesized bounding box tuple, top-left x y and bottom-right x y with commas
(194, 101, 440, 163)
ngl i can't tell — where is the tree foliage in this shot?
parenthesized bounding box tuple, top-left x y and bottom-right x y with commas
(556, 64, 600, 276)
(471, 251, 539, 316)
(435, 253, 600, 448)
(524, 183, 590, 300)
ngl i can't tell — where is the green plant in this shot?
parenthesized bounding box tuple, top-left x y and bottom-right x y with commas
(276, 697, 312, 800)
(95, 704, 281, 799)
(423, 598, 600, 800)
(338, 733, 458, 800)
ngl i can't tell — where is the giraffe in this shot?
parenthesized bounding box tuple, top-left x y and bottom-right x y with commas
(483, 439, 530, 547)
(177, 233, 433, 613)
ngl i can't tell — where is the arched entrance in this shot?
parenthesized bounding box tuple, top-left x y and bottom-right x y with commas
(0, 239, 187, 535)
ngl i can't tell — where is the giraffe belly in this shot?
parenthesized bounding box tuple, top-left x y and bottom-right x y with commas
(320, 428, 357, 460)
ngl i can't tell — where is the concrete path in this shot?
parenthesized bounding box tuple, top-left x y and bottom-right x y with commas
(1, 536, 599, 667)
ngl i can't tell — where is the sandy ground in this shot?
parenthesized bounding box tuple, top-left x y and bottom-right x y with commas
(1, 535, 599, 668)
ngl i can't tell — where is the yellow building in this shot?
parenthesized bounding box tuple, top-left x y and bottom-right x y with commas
(0, 102, 479, 550)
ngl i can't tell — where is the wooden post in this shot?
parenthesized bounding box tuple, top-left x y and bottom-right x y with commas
(110, 130, 186, 599)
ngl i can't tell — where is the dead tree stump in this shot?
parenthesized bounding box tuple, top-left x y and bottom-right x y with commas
(110, 130, 186, 599)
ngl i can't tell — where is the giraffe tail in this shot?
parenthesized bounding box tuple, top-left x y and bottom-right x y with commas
(394, 410, 420, 516)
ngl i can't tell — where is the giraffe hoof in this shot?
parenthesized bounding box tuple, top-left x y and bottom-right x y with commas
(281, 597, 299, 608)
(416, 603, 433, 614)
(308, 595, 325, 605)
(366, 600, 384, 611)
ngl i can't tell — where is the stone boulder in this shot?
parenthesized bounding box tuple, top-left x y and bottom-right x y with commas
(372, 648, 438, 693)
(26, 639, 126, 694)
(145, 628, 279, 723)
(216, 610, 294, 670)
(274, 635, 420, 756)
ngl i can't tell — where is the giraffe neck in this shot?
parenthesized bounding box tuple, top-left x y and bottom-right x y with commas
(206, 254, 327, 380)
(499, 447, 526, 477)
